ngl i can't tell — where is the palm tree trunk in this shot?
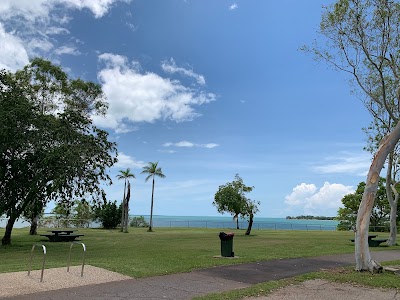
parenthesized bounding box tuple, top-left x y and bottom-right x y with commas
(123, 182, 130, 233)
(149, 177, 155, 231)
(121, 180, 126, 232)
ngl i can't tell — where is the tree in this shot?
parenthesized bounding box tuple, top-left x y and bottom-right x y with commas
(73, 200, 94, 228)
(141, 162, 165, 232)
(51, 202, 72, 228)
(129, 216, 149, 228)
(213, 174, 259, 234)
(93, 200, 122, 229)
(364, 118, 400, 244)
(305, 0, 400, 272)
(116, 168, 135, 233)
(337, 180, 390, 231)
(0, 59, 117, 245)
(243, 199, 260, 235)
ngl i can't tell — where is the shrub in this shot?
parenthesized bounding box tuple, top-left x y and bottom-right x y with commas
(94, 200, 121, 229)
(129, 216, 149, 228)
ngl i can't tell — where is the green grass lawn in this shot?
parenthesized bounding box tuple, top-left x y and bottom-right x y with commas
(1, 227, 398, 279)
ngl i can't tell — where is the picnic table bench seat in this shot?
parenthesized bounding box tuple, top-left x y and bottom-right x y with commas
(40, 233, 84, 242)
(350, 237, 387, 247)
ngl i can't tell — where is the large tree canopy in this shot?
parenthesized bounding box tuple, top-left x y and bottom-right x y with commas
(0, 58, 117, 245)
(213, 174, 259, 235)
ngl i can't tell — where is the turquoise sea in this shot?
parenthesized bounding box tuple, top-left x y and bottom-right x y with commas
(139, 215, 338, 231)
(2, 215, 339, 231)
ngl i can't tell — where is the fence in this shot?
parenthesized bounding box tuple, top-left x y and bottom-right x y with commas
(149, 220, 339, 231)
(6, 215, 396, 232)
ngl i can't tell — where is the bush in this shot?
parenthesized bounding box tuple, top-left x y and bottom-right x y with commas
(129, 216, 149, 228)
(94, 200, 121, 229)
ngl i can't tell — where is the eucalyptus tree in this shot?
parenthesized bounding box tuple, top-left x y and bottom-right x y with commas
(117, 168, 135, 233)
(305, 0, 400, 272)
(364, 117, 400, 245)
(0, 59, 117, 245)
(141, 162, 165, 232)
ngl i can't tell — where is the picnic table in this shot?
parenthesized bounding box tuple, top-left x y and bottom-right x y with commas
(350, 235, 387, 247)
(40, 230, 84, 242)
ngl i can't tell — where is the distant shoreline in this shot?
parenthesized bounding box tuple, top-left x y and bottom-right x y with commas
(286, 215, 336, 221)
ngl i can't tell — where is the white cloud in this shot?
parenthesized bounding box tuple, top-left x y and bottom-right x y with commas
(96, 53, 216, 132)
(229, 4, 238, 10)
(162, 58, 206, 86)
(163, 141, 219, 149)
(285, 182, 354, 216)
(0, 23, 29, 71)
(0, 0, 128, 21)
(54, 46, 81, 56)
(0, 0, 130, 71)
(202, 143, 219, 149)
(175, 141, 195, 147)
(114, 152, 146, 169)
(46, 27, 70, 35)
(313, 152, 371, 176)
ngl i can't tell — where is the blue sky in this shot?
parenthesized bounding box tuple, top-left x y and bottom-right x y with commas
(0, 0, 373, 218)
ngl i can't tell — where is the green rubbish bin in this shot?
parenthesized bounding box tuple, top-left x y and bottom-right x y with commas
(219, 232, 234, 257)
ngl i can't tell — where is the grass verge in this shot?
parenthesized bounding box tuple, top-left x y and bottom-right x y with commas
(0, 227, 398, 280)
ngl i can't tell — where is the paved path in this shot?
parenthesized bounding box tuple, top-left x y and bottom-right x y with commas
(3, 250, 400, 300)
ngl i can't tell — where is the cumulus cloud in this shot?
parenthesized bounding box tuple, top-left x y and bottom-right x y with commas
(95, 53, 216, 132)
(285, 182, 354, 216)
(313, 152, 371, 176)
(114, 152, 146, 169)
(0, 0, 130, 71)
(0, 23, 29, 71)
(163, 141, 219, 149)
(162, 58, 206, 86)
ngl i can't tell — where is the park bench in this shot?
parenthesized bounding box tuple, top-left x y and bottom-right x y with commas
(40, 229, 84, 242)
(350, 235, 387, 247)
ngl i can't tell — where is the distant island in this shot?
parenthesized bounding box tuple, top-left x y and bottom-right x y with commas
(286, 215, 335, 220)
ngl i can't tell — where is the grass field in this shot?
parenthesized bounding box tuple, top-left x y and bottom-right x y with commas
(1, 227, 398, 279)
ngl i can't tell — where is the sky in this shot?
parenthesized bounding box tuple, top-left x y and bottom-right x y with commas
(0, 0, 374, 218)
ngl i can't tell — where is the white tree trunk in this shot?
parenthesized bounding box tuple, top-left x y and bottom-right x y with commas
(386, 154, 398, 246)
(355, 121, 400, 272)
(388, 184, 398, 246)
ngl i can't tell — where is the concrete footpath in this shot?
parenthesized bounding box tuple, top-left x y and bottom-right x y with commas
(3, 250, 400, 300)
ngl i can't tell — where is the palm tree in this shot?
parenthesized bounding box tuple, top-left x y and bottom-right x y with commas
(117, 168, 135, 232)
(141, 162, 165, 231)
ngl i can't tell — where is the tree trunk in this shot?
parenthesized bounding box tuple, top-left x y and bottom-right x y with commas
(123, 182, 130, 233)
(2, 215, 17, 245)
(29, 215, 39, 235)
(245, 214, 254, 235)
(121, 180, 126, 232)
(149, 177, 155, 232)
(355, 121, 400, 272)
(386, 152, 398, 245)
(236, 216, 239, 230)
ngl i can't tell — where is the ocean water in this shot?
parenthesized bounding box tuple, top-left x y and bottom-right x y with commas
(139, 215, 338, 231)
(1, 215, 339, 231)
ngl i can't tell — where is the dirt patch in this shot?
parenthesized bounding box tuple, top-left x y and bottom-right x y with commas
(245, 279, 400, 300)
